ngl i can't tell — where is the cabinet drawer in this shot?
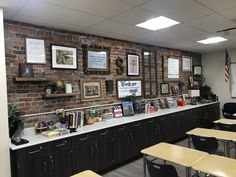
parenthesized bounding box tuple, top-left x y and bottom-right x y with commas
(50, 138, 71, 151)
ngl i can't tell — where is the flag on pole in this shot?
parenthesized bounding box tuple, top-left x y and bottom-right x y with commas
(225, 49, 231, 82)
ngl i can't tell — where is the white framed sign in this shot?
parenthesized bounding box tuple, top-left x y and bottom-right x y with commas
(182, 56, 192, 71)
(117, 80, 142, 98)
(168, 57, 179, 79)
(26, 38, 46, 64)
(87, 50, 107, 69)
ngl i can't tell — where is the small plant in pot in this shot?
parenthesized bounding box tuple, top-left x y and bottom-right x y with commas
(8, 104, 22, 138)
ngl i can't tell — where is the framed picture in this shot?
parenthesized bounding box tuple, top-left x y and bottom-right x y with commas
(26, 38, 46, 64)
(51, 45, 77, 70)
(117, 79, 142, 98)
(182, 56, 192, 71)
(19, 63, 34, 77)
(80, 80, 103, 101)
(122, 101, 134, 116)
(193, 65, 202, 76)
(127, 53, 140, 76)
(83, 46, 110, 74)
(189, 76, 194, 87)
(160, 83, 169, 95)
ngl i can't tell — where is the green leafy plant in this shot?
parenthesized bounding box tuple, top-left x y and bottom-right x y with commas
(8, 104, 22, 137)
(200, 85, 213, 99)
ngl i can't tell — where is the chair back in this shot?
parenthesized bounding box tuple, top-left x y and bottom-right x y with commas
(191, 135, 218, 154)
(222, 103, 236, 119)
(217, 123, 236, 132)
(146, 159, 178, 177)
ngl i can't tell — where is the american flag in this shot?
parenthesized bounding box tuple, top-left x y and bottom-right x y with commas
(225, 49, 231, 82)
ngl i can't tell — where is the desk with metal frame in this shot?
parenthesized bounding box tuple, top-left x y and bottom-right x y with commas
(186, 128, 236, 157)
(192, 154, 236, 177)
(214, 118, 236, 125)
(141, 142, 208, 177)
(71, 170, 102, 177)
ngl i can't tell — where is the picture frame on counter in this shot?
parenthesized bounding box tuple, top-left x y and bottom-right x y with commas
(51, 45, 77, 70)
(117, 79, 142, 98)
(83, 45, 110, 74)
(127, 53, 140, 76)
(26, 38, 46, 64)
(80, 79, 103, 101)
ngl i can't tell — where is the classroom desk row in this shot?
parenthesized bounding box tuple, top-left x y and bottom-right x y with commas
(141, 142, 236, 177)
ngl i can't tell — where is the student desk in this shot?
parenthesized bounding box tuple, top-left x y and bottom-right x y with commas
(192, 154, 236, 177)
(186, 128, 236, 157)
(71, 170, 102, 177)
(214, 119, 236, 125)
(141, 142, 208, 177)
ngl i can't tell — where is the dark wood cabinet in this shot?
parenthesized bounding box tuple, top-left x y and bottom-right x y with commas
(49, 139, 72, 177)
(11, 103, 220, 177)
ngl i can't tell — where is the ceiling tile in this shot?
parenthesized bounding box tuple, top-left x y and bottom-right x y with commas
(86, 20, 147, 36)
(140, 0, 213, 22)
(118, 0, 150, 6)
(0, 0, 30, 19)
(111, 7, 159, 25)
(13, 14, 85, 32)
(195, 0, 236, 12)
(219, 7, 236, 20)
(16, 1, 105, 28)
(186, 13, 236, 33)
(41, 0, 133, 18)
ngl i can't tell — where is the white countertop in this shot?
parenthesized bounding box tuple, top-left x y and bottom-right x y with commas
(10, 102, 219, 150)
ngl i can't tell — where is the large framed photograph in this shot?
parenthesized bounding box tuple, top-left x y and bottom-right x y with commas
(80, 79, 103, 101)
(117, 79, 142, 98)
(182, 56, 192, 71)
(26, 38, 46, 64)
(127, 53, 140, 76)
(51, 45, 77, 70)
(83, 46, 110, 74)
(160, 83, 169, 95)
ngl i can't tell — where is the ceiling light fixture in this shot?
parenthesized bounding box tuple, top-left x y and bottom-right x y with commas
(197, 37, 228, 44)
(136, 16, 180, 31)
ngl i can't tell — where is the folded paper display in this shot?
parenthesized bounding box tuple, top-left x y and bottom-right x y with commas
(65, 84, 72, 93)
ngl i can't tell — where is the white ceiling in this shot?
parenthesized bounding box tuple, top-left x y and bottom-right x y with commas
(2, 0, 236, 53)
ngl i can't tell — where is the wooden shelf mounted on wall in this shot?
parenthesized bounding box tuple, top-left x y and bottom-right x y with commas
(42, 93, 77, 99)
(14, 77, 53, 82)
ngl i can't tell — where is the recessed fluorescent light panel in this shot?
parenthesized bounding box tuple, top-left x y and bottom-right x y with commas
(136, 16, 180, 31)
(197, 37, 228, 44)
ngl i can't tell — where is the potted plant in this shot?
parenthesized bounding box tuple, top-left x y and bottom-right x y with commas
(8, 104, 22, 138)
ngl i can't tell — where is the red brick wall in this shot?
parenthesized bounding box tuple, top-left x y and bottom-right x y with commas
(5, 20, 201, 115)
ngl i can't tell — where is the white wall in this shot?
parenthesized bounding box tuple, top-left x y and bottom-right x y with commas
(202, 49, 236, 114)
(0, 8, 11, 177)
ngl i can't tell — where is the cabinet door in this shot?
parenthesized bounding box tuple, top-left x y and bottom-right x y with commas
(13, 145, 49, 177)
(157, 116, 169, 142)
(95, 129, 115, 171)
(143, 118, 161, 148)
(113, 125, 130, 163)
(129, 121, 145, 157)
(72, 134, 93, 173)
(49, 139, 72, 177)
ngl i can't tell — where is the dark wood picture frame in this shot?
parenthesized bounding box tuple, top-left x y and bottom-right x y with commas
(193, 65, 202, 77)
(51, 44, 77, 70)
(160, 83, 169, 95)
(127, 53, 140, 76)
(83, 45, 110, 75)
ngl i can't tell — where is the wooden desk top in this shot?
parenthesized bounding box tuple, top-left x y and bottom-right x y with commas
(192, 154, 236, 177)
(214, 118, 236, 125)
(141, 142, 208, 167)
(71, 170, 101, 177)
(186, 128, 236, 141)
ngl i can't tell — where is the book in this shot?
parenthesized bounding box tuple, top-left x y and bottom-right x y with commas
(113, 105, 123, 118)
